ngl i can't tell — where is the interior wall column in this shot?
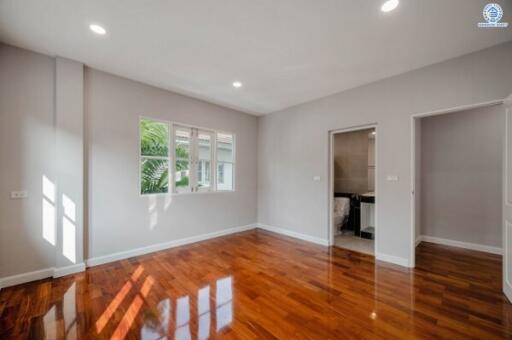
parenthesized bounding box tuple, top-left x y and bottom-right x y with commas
(54, 57, 85, 273)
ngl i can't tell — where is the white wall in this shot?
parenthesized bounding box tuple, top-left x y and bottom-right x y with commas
(85, 69, 258, 259)
(258, 41, 512, 266)
(420, 105, 503, 248)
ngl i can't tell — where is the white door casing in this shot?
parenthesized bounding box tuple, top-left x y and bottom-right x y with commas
(504, 95, 512, 303)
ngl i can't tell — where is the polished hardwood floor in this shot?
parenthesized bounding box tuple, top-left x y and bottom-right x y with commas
(0, 229, 511, 339)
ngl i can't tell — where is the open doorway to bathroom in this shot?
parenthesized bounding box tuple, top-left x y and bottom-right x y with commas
(330, 126, 376, 255)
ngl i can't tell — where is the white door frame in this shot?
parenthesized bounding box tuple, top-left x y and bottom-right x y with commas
(328, 123, 378, 251)
(503, 94, 512, 302)
(410, 99, 504, 268)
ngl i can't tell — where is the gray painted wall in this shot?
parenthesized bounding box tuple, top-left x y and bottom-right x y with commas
(258, 42, 512, 264)
(333, 129, 374, 194)
(85, 68, 258, 258)
(55, 57, 85, 268)
(420, 105, 503, 247)
(0, 44, 57, 277)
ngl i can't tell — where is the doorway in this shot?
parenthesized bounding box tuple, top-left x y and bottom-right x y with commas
(411, 100, 512, 302)
(329, 125, 377, 255)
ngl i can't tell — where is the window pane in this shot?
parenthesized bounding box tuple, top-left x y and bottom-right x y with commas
(198, 133, 211, 160)
(198, 132, 212, 188)
(216, 133, 233, 162)
(217, 162, 233, 191)
(198, 161, 203, 182)
(176, 160, 190, 189)
(140, 118, 169, 157)
(175, 128, 190, 160)
(141, 158, 169, 194)
(197, 160, 211, 188)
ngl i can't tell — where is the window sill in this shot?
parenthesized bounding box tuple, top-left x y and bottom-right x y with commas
(140, 190, 235, 197)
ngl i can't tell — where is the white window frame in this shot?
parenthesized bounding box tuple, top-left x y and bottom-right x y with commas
(139, 116, 235, 195)
(195, 129, 215, 193)
(215, 132, 236, 192)
(139, 116, 171, 196)
(173, 125, 195, 194)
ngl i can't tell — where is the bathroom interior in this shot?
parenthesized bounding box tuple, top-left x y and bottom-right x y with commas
(332, 128, 376, 255)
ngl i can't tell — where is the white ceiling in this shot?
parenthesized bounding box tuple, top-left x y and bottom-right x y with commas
(1, 1, 511, 115)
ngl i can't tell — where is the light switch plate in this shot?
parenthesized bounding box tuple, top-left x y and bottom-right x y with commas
(10, 191, 28, 199)
(386, 175, 399, 182)
(313, 176, 321, 182)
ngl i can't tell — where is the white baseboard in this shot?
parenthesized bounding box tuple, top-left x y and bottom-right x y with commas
(418, 235, 502, 255)
(256, 223, 329, 246)
(504, 282, 512, 303)
(1, 224, 257, 289)
(0, 263, 86, 290)
(375, 252, 411, 267)
(415, 237, 422, 247)
(257, 223, 413, 268)
(53, 263, 86, 278)
(0, 268, 53, 290)
(86, 223, 257, 267)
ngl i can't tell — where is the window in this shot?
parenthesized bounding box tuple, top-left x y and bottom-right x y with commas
(196, 131, 213, 191)
(216, 133, 234, 191)
(140, 118, 234, 194)
(139, 118, 170, 195)
(174, 126, 192, 193)
(218, 164, 224, 184)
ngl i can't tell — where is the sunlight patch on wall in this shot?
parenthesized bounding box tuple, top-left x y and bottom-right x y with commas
(150, 212, 158, 230)
(148, 195, 158, 230)
(63, 217, 76, 263)
(62, 194, 76, 263)
(62, 194, 76, 221)
(42, 175, 55, 202)
(164, 194, 172, 210)
(42, 175, 56, 245)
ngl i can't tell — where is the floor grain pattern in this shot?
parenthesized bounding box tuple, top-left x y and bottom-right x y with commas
(0, 229, 511, 339)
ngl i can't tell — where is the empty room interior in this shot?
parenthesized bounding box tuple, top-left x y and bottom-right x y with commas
(1, 1, 512, 339)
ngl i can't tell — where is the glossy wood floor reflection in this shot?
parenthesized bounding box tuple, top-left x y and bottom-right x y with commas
(1, 230, 511, 339)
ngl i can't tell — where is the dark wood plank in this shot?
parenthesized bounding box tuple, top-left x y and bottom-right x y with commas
(0, 230, 510, 339)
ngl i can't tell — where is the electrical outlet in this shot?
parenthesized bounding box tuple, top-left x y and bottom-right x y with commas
(386, 175, 399, 182)
(10, 191, 28, 199)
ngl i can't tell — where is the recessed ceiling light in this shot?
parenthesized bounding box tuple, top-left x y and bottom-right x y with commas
(89, 24, 106, 35)
(232, 81, 242, 88)
(381, 0, 399, 12)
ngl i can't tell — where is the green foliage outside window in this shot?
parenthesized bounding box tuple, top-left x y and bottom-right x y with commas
(140, 118, 169, 194)
(175, 143, 189, 188)
(141, 159, 169, 194)
(140, 119, 169, 156)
